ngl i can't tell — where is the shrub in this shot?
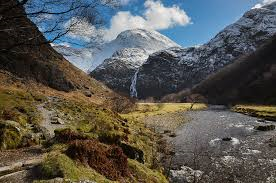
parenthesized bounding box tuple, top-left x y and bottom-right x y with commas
(66, 140, 129, 180)
(98, 131, 121, 145)
(54, 128, 88, 143)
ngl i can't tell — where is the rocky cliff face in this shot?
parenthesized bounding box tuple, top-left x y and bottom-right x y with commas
(90, 29, 179, 94)
(135, 2, 276, 99)
(192, 35, 276, 105)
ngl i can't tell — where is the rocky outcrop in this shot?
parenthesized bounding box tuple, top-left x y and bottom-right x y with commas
(135, 2, 276, 99)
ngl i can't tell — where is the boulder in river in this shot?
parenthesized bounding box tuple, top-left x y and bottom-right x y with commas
(254, 125, 275, 131)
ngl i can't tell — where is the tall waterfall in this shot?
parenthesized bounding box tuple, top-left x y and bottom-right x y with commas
(130, 69, 139, 98)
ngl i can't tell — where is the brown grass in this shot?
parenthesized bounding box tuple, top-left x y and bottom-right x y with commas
(54, 128, 89, 143)
(66, 140, 129, 181)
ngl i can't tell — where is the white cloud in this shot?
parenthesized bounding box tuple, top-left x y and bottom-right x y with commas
(253, 0, 276, 9)
(103, 0, 191, 41)
(66, 0, 190, 42)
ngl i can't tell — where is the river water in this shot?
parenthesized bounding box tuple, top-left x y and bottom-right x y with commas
(167, 108, 276, 183)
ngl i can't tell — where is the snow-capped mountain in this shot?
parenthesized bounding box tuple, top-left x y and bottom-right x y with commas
(53, 29, 179, 73)
(90, 29, 180, 70)
(90, 29, 180, 94)
(134, 2, 276, 99)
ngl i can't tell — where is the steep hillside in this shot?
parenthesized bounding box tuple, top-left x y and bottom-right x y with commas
(90, 29, 179, 95)
(134, 2, 276, 99)
(0, 0, 132, 112)
(191, 35, 276, 104)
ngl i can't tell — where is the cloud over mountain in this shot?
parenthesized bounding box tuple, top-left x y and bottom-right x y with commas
(67, 0, 191, 42)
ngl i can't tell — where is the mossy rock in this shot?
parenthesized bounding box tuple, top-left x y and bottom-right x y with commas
(0, 120, 23, 149)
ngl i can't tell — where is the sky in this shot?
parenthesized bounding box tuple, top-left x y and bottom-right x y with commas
(58, 0, 276, 48)
(113, 0, 263, 47)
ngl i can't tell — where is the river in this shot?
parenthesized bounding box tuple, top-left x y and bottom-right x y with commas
(167, 107, 276, 183)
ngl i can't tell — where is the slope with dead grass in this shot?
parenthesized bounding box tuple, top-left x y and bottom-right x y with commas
(232, 105, 276, 121)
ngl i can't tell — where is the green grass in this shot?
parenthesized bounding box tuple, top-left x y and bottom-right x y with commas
(42, 99, 168, 182)
(0, 87, 169, 182)
(0, 88, 46, 149)
(232, 105, 276, 121)
(0, 88, 44, 126)
(121, 103, 207, 121)
(39, 152, 115, 182)
(128, 159, 168, 183)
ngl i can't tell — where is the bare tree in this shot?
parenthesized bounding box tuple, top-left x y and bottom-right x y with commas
(0, 0, 120, 53)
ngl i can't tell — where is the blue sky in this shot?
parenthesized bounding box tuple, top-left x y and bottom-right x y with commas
(116, 0, 261, 47)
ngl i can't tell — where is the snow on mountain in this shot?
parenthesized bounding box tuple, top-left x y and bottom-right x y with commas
(54, 29, 180, 73)
(90, 29, 180, 94)
(135, 2, 276, 99)
(90, 29, 180, 70)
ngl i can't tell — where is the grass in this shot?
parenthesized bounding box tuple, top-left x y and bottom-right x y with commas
(0, 121, 22, 149)
(0, 87, 46, 149)
(0, 86, 170, 182)
(128, 159, 168, 183)
(121, 103, 207, 121)
(232, 105, 276, 121)
(0, 88, 44, 126)
(39, 98, 169, 182)
(39, 152, 115, 182)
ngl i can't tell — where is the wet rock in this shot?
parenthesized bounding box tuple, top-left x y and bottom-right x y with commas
(254, 125, 275, 131)
(222, 137, 232, 141)
(257, 119, 266, 123)
(163, 130, 171, 134)
(268, 137, 276, 147)
(120, 143, 144, 163)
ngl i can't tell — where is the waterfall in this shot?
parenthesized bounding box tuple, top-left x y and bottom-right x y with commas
(130, 69, 139, 98)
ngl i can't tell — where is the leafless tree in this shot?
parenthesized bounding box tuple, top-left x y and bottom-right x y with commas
(0, 0, 120, 53)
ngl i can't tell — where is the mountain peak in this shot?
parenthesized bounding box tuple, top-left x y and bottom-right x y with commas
(115, 29, 180, 50)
